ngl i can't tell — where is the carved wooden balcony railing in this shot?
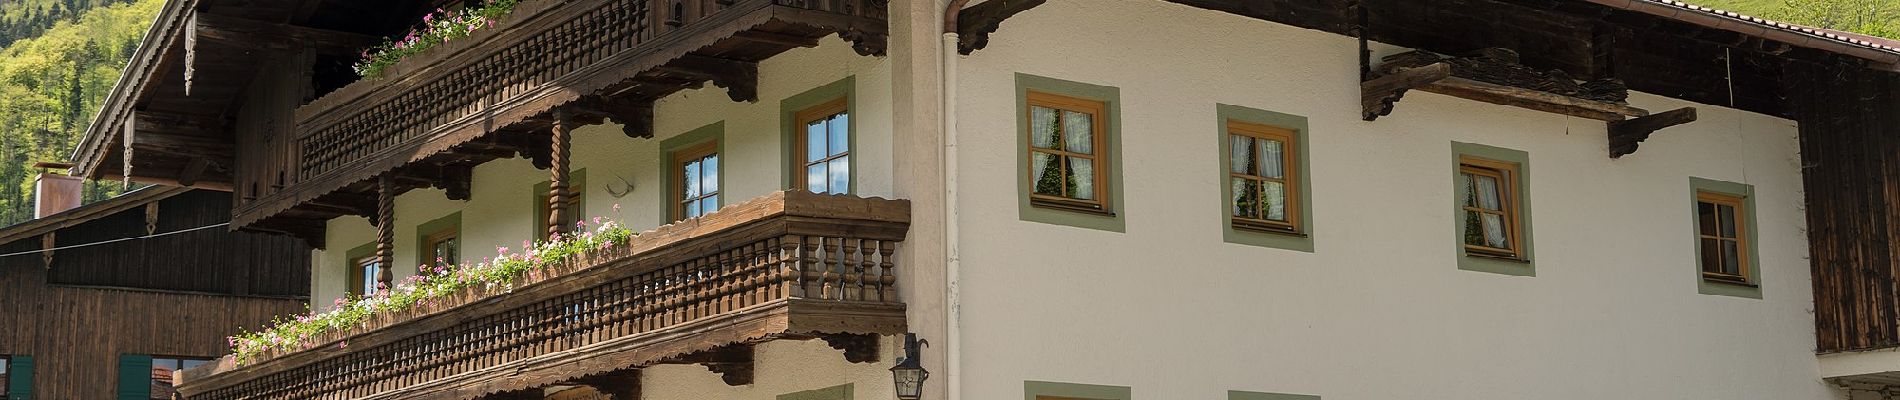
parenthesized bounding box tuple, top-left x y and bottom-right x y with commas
(231, 0, 886, 230)
(177, 191, 909, 400)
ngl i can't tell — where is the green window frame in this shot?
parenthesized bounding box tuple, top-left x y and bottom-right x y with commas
(1024, 380, 1130, 400)
(533, 169, 588, 241)
(1451, 142, 1534, 276)
(415, 212, 462, 273)
(1230, 391, 1319, 400)
(779, 383, 852, 400)
(1691, 177, 1762, 299)
(662, 122, 725, 222)
(782, 76, 855, 194)
(1218, 104, 1314, 252)
(1015, 73, 1124, 233)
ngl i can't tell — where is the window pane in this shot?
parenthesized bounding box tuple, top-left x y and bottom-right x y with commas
(685, 200, 701, 218)
(807, 164, 829, 193)
(1481, 213, 1510, 249)
(683, 162, 700, 197)
(1232, 177, 1259, 219)
(1474, 175, 1503, 211)
(1032, 152, 1062, 196)
(1697, 201, 1718, 236)
(1460, 173, 1476, 207)
(1722, 240, 1742, 275)
(1259, 139, 1285, 179)
(1718, 204, 1738, 238)
(1069, 157, 1095, 200)
(1701, 238, 1722, 273)
(828, 156, 850, 194)
(1264, 181, 1287, 221)
(362, 263, 379, 295)
(1062, 110, 1093, 154)
(806, 121, 827, 162)
(1463, 210, 1485, 246)
(829, 113, 849, 156)
(701, 196, 719, 215)
(701, 155, 719, 194)
(1030, 106, 1058, 149)
(1229, 135, 1253, 174)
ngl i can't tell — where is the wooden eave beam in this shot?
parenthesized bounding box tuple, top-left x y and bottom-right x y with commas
(662, 345, 754, 386)
(1361, 63, 1451, 121)
(566, 96, 655, 139)
(658, 55, 759, 103)
(570, 369, 640, 400)
(191, 11, 381, 55)
(1608, 107, 1697, 158)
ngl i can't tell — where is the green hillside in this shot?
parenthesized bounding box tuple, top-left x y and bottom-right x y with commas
(0, 0, 159, 225)
(1689, 0, 1900, 38)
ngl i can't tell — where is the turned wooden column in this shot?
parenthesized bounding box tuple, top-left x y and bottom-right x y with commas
(375, 174, 396, 292)
(547, 108, 575, 239)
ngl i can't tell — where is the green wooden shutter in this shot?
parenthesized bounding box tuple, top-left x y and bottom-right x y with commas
(116, 354, 151, 400)
(6, 355, 32, 400)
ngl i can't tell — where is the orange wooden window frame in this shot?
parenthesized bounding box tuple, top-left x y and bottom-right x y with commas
(1025, 91, 1110, 212)
(792, 97, 850, 193)
(1696, 191, 1751, 283)
(1459, 156, 1523, 259)
(421, 228, 459, 270)
(1227, 120, 1301, 233)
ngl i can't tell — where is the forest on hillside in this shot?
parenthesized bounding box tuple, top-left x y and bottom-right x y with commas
(1693, 0, 1900, 38)
(0, 0, 157, 226)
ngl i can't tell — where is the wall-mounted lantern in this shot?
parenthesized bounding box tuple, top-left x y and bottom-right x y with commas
(890, 333, 928, 400)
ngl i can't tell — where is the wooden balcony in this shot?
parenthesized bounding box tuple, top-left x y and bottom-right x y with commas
(230, 0, 887, 234)
(176, 191, 910, 399)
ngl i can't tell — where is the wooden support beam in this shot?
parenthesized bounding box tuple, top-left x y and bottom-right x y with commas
(1419, 77, 1647, 122)
(143, 202, 160, 236)
(568, 97, 656, 139)
(1362, 63, 1451, 121)
(176, 158, 210, 187)
(734, 31, 820, 48)
(661, 55, 759, 103)
(957, 0, 1048, 55)
(664, 345, 754, 386)
(40, 232, 54, 269)
(820, 333, 881, 363)
(1608, 107, 1697, 158)
(571, 369, 640, 400)
(191, 11, 380, 55)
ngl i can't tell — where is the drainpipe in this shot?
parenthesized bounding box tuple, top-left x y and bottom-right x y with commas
(940, 2, 969, 400)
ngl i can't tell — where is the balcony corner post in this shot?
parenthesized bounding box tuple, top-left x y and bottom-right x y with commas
(376, 174, 396, 291)
(548, 108, 576, 239)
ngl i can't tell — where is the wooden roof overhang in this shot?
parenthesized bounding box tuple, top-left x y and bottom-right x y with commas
(67, 0, 410, 192)
(223, 0, 886, 241)
(961, 0, 1900, 120)
(173, 191, 910, 400)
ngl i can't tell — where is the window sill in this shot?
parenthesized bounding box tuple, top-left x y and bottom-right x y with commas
(1030, 199, 1116, 217)
(1702, 275, 1757, 288)
(1464, 252, 1530, 264)
(1232, 222, 1305, 237)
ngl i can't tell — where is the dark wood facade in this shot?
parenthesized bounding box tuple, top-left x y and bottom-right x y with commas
(0, 187, 309, 399)
(1788, 63, 1900, 353)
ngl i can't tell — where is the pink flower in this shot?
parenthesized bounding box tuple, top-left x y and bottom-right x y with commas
(612, 204, 621, 212)
(339, 340, 348, 349)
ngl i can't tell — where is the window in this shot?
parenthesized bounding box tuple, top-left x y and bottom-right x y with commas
(348, 254, 379, 297)
(1458, 156, 1523, 259)
(534, 170, 587, 240)
(1697, 191, 1750, 284)
(676, 141, 720, 220)
(1228, 121, 1300, 233)
(149, 357, 210, 399)
(795, 98, 851, 194)
(1026, 92, 1109, 212)
(416, 212, 461, 273)
(1024, 381, 1130, 400)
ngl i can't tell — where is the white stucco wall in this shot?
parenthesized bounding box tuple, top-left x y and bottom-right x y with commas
(950, 0, 1826, 399)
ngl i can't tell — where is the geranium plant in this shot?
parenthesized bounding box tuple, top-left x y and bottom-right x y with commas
(353, 0, 522, 78)
(227, 215, 634, 364)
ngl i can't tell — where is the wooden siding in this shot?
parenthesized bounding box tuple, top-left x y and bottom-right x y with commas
(0, 189, 310, 398)
(45, 190, 309, 296)
(1793, 61, 1900, 353)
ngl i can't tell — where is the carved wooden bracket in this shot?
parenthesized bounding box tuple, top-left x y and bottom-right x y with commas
(440, 165, 474, 201)
(567, 97, 656, 139)
(821, 333, 881, 363)
(1361, 63, 1450, 121)
(957, 0, 1047, 55)
(666, 345, 755, 386)
(837, 27, 889, 57)
(572, 369, 641, 400)
(1608, 107, 1697, 158)
(661, 55, 760, 103)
